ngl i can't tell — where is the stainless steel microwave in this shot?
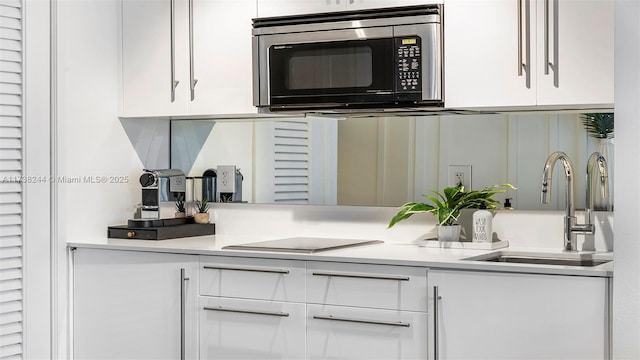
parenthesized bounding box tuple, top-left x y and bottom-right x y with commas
(252, 5, 443, 112)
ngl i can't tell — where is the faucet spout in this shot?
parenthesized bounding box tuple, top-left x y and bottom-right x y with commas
(586, 152, 610, 218)
(541, 151, 594, 252)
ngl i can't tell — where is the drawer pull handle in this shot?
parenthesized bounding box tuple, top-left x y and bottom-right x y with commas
(203, 265, 289, 274)
(204, 306, 289, 317)
(312, 271, 409, 281)
(313, 314, 410, 327)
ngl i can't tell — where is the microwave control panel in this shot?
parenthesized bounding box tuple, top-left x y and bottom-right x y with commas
(395, 37, 422, 101)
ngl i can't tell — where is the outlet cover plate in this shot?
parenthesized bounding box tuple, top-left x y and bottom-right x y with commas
(448, 165, 472, 189)
(217, 165, 236, 193)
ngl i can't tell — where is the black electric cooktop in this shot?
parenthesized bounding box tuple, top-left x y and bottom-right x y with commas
(223, 237, 384, 254)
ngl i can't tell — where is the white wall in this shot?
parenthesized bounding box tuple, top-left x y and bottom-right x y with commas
(613, 0, 640, 356)
(54, 0, 141, 357)
(56, 0, 142, 240)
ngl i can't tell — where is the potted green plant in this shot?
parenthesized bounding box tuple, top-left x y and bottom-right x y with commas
(194, 198, 210, 224)
(388, 183, 515, 242)
(174, 195, 186, 218)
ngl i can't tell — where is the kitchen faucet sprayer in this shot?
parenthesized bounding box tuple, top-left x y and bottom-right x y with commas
(586, 152, 609, 222)
(541, 151, 594, 252)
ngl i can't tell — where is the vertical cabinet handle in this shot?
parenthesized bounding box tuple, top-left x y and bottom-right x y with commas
(433, 286, 442, 360)
(517, 0, 523, 76)
(188, 0, 197, 101)
(544, 0, 550, 75)
(170, 0, 179, 102)
(180, 268, 190, 360)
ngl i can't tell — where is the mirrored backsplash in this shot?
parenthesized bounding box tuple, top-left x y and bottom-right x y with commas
(170, 113, 610, 210)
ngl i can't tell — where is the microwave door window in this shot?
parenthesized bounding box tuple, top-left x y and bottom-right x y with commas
(269, 39, 394, 106)
(287, 47, 373, 90)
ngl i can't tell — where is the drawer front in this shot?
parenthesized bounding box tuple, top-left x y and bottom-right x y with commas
(199, 256, 305, 302)
(307, 261, 428, 311)
(199, 297, 306, 360)
(307, 304, 428, 360)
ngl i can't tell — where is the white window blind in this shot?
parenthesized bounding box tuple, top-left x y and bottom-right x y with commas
(273, 121, 310, 204)
(0, 0, 23, 358)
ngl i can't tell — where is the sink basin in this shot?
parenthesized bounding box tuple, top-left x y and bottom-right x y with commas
(463, 251, 612, 267)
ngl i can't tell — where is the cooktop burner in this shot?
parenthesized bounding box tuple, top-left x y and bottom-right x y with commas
(222, 237, 384, 254)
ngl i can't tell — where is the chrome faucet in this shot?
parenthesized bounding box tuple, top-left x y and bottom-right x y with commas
(586, 152, 609, 222)
(541, 151, 594, 252)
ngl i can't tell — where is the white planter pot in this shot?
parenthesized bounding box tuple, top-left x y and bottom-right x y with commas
(437, 224, 461, 243)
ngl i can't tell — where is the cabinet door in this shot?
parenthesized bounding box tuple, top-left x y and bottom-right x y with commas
(428, 270, 609, 359)
(257, 0, 345, 18)
(199, 297, 306, 359)
(444, 0, 537, 108)
(189, 0, 257, 115)
(73, 249, 198, 359)
(307, 304, 428, 360)
(121, 0, 189, 117)
(535, 0, 614, 106)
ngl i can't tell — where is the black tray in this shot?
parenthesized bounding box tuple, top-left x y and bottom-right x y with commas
(108, 223, 215, 240)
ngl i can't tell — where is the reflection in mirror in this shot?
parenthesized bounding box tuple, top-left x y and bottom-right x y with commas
(171, 113, 608, 210)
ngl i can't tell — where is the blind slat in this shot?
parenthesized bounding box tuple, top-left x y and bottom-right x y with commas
(0, 236, 20, 247)
(0, 193, 21, 204)
(0, 344, 22, 358)
(0, 95, 20, 107)
(0, 215, 20, 226)
(0, 6, 21, 19)
(0, 322, 21, 337)
(0, 160, 20, 171)
(0, 0, 21, 8)
(0, 333, 21, 351)
(0, 289, 19, 303)
(0, 50, 19, 63)
(0, 280, 21, 294)
(0, 247, 21, 260)
(0, 225, 20, 238)
(0, 150, 20, 160)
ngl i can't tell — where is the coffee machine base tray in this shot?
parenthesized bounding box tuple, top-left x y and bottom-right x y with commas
(108, 223, 216, 240)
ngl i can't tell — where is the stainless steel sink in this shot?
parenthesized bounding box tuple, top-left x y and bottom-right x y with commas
(463, 251, 612, 267)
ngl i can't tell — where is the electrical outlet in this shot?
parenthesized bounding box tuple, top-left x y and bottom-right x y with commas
(448, 165, 472, 189)
(216, 165, 236, 193)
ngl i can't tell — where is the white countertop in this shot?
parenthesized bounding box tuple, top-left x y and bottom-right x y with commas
(68, 234, 613, 278)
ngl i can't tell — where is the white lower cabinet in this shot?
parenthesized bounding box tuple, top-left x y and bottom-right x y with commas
(73, 249, 610, 360)
(428, 269, 610, 359)
(199, 297, 306, 359)
(73, 248, 198, 359)
(307, 304, 428, 360)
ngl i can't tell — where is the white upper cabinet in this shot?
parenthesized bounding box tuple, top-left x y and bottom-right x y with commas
(257, 0, 344, 17)
(120, 0, 257, 117)
(444, 0, 614, 109)
(189, 0, 256, 115)
(535, 0, 614, 106)
(257, 0, 438, 18)
(121, 0, 189, 117)
(444, 0, 536, 108)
